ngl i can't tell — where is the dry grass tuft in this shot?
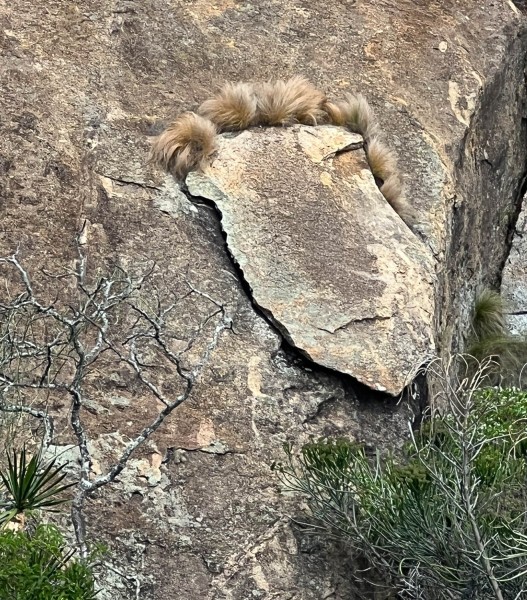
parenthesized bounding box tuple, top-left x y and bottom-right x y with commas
(151, 78, 418, 228)
(366, 137, 397, 181)
(149, 112, 217, 179)
(324, 93, 379, 140)
(381, 177, 418, 225)
(198, 82, 258, 131)
(255, 76, 326, 126)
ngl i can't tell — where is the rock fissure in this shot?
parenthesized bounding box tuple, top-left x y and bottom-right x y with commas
(315, 315, 392, 335)
(302, 396, 340, 424)
(498, 170, 527, 289)
(164, 444, 239, 458)
(180, 186, 285, 336)
(96, 171, 161, 192)
(438, 26, 527, 357)
(182, 186, 394, 401)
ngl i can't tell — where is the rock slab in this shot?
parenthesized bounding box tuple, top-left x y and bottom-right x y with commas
(187, 125, 435, 394)
(502, 198, 527, 335)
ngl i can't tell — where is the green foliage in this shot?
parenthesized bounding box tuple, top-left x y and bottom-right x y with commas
(0, 448, 75, 527)
(0, 448, 103, 598)
(466, 289, 527, 383)
(475, 387, 527, 442)
(472, 388, 527, 488)
(274, 385, 527, 599)
(0, 524, 98, 599)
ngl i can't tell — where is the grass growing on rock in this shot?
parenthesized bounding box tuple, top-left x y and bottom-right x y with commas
(467, 289, 527, 384)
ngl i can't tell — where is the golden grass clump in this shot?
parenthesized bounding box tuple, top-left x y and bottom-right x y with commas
(149, 112, 217, 179)
(255, 75, 327, 126)
(198, 82, 258, 131)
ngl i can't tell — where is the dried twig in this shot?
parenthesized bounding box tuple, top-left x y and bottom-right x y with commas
(0, 238, 231, 559)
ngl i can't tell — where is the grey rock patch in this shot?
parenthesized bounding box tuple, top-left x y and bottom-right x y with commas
(109, 395, 132, 410)
(153, 179, 198, 217)
(503, 201, 527, 335)
(199, 440, 230, 454)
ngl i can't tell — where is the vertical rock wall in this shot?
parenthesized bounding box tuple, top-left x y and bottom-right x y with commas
(503, 198, 527, 335)
(439, 30, 527, 355)
(1, 1, 527, 598)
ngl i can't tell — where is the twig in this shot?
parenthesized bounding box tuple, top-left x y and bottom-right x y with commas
(0, 238, 231, 565)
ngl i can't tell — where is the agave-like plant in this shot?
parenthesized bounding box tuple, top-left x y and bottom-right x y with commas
(0, 447, 75, 528)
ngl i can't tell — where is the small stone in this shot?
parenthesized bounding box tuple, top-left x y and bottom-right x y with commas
(201, 440, 229, 454)
(109, 395, 131, 409)
(178, 535, 192, 548)
(204, 558, 224, 574)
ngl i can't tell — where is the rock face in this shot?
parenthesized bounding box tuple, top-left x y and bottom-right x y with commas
(502, 198, 527, 335)
(187, 126, 435, 395)
(1, 1, 527, 599)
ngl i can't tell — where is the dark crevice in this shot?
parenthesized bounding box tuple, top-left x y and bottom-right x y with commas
(315, 315, 391, 335)
(495, 53, 527, 296)
(186, 189, 292, 343)
(437, 30, 527, 359)
(273, 343, 419, 409)
(94, 171, 161, 192)
(162, 445, 237, 463)
(182, 185, 428, 415)
(302, 395, 340, 424)
(497, 171, 527, 290)
(512, 0, 527, 14)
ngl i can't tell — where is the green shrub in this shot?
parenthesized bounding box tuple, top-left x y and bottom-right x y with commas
(274, 382, 527, 599)
(0, 524, 97, 599)
(0, 448, 100, 598)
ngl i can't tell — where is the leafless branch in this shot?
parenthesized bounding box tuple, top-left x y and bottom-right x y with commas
(0, 237, 231, 560)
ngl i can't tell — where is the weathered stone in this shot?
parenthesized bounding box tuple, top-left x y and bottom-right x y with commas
(187, 126, 435, 395)
(502, 198, 527, 334)
(1, 1, 527, 599)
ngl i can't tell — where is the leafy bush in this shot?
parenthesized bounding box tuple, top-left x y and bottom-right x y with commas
(273, 372, 527, 599)
(0, 524, 97, 599)
(0, 448, 100, 599)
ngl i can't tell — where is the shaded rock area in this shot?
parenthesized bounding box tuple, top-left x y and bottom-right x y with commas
(437, 12, 527, 354)
(502, 197, 527, 335)
(187, 126, 435, 395)
(1, 1, 527, 599)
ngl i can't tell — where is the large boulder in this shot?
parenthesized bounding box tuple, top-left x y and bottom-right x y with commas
(187, 125, 435, 395)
